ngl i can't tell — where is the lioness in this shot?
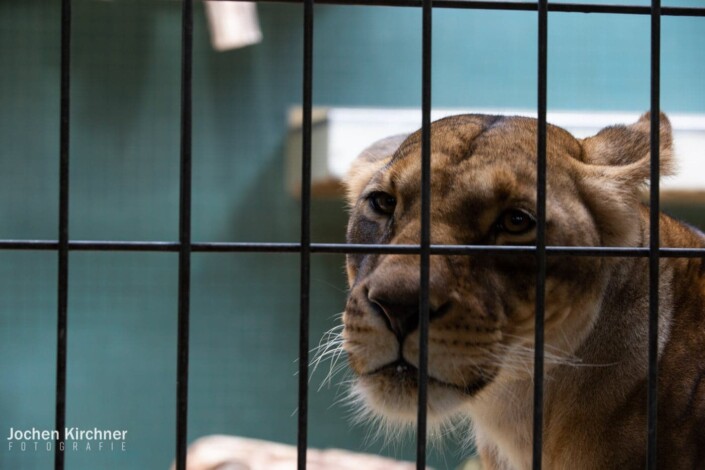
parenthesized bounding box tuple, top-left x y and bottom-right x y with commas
(340, 113, 705, 469)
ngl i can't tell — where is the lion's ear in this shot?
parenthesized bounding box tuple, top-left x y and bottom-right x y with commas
(581, 112, 674, 186)
(577, 113, 674, 246)
(344, 134, 409, 207)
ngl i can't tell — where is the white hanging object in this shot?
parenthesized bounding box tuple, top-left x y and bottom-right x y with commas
(204, 1, 262, 51)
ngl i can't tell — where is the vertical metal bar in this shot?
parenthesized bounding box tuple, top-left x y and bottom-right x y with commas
(416, 0, 432, 468)
(175, 0, 193, 469)
(647, 0, 661, 468)
(54, 0, 71, 469)
(533, 0, 548, 468)
(297, 0, 314, 468)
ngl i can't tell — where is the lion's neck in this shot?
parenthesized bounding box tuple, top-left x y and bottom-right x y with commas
(466, 377, 535, 469)
(465, 253, 665, 469)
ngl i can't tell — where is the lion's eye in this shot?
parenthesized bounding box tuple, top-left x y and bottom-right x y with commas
(497, 209, 536, 235)
(368, 191, 397, 216)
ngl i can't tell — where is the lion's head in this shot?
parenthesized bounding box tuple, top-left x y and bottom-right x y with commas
(340, 113, 672, 434)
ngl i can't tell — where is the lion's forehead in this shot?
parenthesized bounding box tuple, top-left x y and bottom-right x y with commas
(380, 118, 581, 206)
(384, 148, 537, 210)
(392, 114, 581, 163)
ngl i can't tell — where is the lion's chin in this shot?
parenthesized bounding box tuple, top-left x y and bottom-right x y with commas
(350, 361, 488, 430)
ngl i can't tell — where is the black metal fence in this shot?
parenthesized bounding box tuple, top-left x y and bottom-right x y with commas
(2, 1, 705, 470)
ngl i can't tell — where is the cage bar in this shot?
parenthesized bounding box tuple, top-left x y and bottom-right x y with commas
(54, 0, 71, 469)
(532, 0, 548, 468)
(297, 0, 314, 468)
(647, 0, 661, 468)
(206, 0, 705, 18)
(416, 0, 433, 467)
(2, 240, 705, 258)
(175, 0, 194, 469)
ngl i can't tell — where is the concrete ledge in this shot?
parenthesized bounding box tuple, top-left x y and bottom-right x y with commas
(170, 435, 432, 470)
(286, 107, 705, 200)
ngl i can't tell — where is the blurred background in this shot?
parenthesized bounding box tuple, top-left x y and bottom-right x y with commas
(1, 0, 703, 469)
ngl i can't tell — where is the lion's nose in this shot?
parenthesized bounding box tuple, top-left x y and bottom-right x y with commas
(369, 295, 419, 340)
(368, 290, 451, 340)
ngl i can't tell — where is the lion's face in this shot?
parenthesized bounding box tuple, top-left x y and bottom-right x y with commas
(341, 113, 671, 430)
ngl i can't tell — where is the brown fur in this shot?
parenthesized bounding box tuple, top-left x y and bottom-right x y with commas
(340, 113, 705, 469)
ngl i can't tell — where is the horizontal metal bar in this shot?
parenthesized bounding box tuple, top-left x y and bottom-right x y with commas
(2, 240, 705, 257)
(0, 240, 180, 252)
(210, 0, 705, 17)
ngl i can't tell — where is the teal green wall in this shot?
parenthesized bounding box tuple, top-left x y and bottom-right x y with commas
(1, 1, 703, 469)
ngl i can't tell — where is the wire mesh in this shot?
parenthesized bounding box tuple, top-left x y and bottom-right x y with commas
(0, 1, 703, 469)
